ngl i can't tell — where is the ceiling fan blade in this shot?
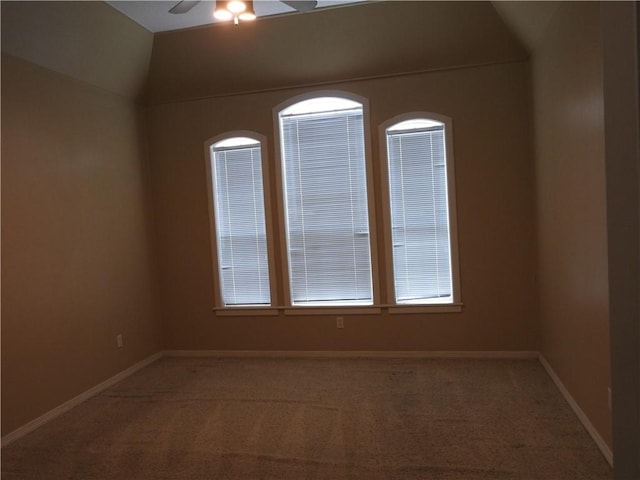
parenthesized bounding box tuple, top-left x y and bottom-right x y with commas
(169, 1, 201, 14)
(280, 0, 318, 13)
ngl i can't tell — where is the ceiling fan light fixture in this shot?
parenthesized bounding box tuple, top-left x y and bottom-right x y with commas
(227, 0, 246, 14)
(213, 1, 233, 20)
(238, 0, 256, 20)
(172, 0, 319, 21)
(214, 0, 255, 23)
(213, 10, 233, 20)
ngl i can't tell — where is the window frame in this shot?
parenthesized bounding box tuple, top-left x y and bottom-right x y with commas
(204, 105, 462, 316)
(204, 131, 278, 314)
(273, 91, 381, 313)
(379, 112, 462, 313)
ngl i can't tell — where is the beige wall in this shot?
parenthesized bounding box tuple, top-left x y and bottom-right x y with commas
(532, 2, 611, 448)
(147, 61, 538, 352)
(1, 54, 162, 435)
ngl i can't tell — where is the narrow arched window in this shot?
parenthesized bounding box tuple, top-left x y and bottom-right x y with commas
(277, 95, 374, 306)
(383, 116, 459, 304)
(208, 135, 271, 306)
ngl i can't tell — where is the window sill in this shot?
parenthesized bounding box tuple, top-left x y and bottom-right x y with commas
(213, 307, 279, 317)
(387, 303, 463, 314)
(213, 303, 463, 316)
(283, 306, 381, 315)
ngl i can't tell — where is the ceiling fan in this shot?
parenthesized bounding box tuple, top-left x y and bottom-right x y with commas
(169, 1, 319, 15)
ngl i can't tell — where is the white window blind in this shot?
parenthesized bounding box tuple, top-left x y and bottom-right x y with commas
(210, 137, 271, 306)
(279, 98, 373, 306)
(386, 119, 453, 304)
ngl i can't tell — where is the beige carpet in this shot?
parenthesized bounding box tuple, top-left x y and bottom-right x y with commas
(2, 357, 612, 479)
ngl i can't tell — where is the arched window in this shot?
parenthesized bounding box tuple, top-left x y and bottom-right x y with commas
(277, 95, 375, 306)
(382, 114, 460, 305)
(204, 101, 460, 314)
(207, 134, 271, 306)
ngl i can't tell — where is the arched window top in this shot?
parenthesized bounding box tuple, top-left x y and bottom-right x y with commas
(381, 112, 451, 134)
(213, 136, 260, 149)
(206, 130, 265, 152)
(387, 118, 443, 132)
(280, 97, 362, 117)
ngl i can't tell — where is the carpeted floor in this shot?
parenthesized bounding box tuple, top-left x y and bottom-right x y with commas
(2, 357, 613, 479)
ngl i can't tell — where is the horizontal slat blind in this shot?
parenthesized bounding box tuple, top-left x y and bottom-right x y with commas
(280, 101, 373, 305)
(386, 124, 452, 303)
(211, 141, 271, 306)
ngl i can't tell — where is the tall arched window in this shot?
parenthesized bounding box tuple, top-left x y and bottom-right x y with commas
(207, 134, 272, 306)
(277, 95, 375, 306)
(382, 114, 460, 305)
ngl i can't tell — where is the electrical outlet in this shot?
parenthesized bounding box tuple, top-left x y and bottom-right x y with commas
(116, 334, 124, 348)
(336, 316, 344, 329)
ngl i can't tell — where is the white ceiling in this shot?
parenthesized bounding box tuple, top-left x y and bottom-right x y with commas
(107, 0, 367, 33)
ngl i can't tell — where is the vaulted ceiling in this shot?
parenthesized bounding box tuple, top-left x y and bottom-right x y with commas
(1, 1, 559, 105)
(146, 1, 528, 103)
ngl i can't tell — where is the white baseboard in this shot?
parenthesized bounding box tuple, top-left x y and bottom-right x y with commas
(1, 352, 163, 447)
(538, 354, 614, 467)
(164, 349, 540, 359)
